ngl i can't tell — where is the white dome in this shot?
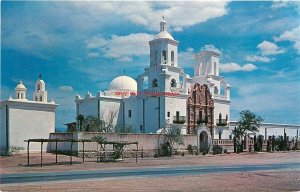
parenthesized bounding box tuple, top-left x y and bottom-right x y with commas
(109, 75, 137, 91)
(154, 31, 174, 40)
(15, 81, 26, 90)
(36, 79, 45, 85)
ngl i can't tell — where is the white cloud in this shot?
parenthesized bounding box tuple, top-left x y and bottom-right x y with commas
(245, 55, 272, 63)
(257, 40, 285, 55)
(201, 44, 222, 54)
(86, 33, 154, 62)
(271, 1, 300, 14)
(71, 1, 229, 32)
(58, 85, 74, 92)
(178, 48, 195, 68)
(274, 26, 300, 54)
(87, 52, 100, 58)
(271, 1, 289, 9)
(220, 62, 257, 73)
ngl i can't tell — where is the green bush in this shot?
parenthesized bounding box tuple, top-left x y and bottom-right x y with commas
(160, 141, 172, 156)
(187, 144, 193, 155)
(212, 145, 223, 155)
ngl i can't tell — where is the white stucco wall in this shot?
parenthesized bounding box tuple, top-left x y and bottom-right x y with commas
(0, 101, 57, 154)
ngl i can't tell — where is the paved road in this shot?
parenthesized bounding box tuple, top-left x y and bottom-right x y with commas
(1, 163, 300, 185)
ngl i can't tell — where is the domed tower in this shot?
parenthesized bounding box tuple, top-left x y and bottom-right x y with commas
(15, 81, 27, 100)
(149, 17, 179, 68)
(33, 74, 48, 102)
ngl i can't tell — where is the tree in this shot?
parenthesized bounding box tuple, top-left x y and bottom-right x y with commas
(77, 109, 118, 133)
(101, 109, 118, 133)
(232, 110, 263, 138)
(82, 116, 104, 132)
(115, 124, 136, 133)
(232, 110, 263, 153)
(162, 124, 184, 155)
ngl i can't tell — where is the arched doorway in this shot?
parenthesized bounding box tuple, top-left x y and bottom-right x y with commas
(200, 131, 209, 152)
(196, 127, 211, 152)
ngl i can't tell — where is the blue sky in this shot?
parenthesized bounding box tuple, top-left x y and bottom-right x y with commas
(1, 1, 300, 129)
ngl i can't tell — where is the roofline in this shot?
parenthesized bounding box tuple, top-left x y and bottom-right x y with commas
(230, 121, 300, 128)
(195, 51, 220, 58)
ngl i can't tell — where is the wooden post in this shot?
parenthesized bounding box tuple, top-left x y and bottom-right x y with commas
(27, 141, 30, 166)
(41, 142, 43, 167)
(136, 143, 138, 163)
(55, 141, 58, 164)
(70, 141, 73, 165)
(82, 141, 85, 162)
(96, 143, 99, 162)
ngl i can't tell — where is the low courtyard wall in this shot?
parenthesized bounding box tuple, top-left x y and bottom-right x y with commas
(49, 132, 198, 154)
(48, 132, 300, 155)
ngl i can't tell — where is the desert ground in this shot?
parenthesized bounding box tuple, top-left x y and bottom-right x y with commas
(1, 151, 300, 191)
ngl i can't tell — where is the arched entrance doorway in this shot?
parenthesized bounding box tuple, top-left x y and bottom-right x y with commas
(200, 131, 209, 152)
(196, 127, 211, 152)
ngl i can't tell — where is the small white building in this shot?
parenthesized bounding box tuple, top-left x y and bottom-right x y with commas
(75, 18, 231, 138)
(0, 78, 58, 155)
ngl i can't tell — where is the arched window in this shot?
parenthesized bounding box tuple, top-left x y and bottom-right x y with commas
(143, 76, 148, 89)
(162, 50, 166, 64)
(37, 84, 40, 91)
(152, 79, 158, 88)
(214, 86, 219, 94)
(40, 96, 43, 101)
(171, 79, 177, 87)
(220, 83, 225, 95)
(20, 93, 23, 99)
(171, 51, 174, 66)
(17, 93, 20, 99)
(214, 62, 217, 75)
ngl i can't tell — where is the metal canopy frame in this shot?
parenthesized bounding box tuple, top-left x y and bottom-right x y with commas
(24, 139, 139, 167)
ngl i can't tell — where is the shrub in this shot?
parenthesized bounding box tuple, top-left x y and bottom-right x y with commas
(224, 149, 228, 154)
(202, 151, 206, 156)
(187, 144, 193, 155)
(181, 152, 185, 156)
(212, 145, 223, 155)
(160, 141, 172, 157)
(194, 150, 199, 156)
(154, 153, 158, 158)
(7, 146, 24, 156)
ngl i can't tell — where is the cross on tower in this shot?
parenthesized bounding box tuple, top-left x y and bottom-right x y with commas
(38, 73, 42, 79)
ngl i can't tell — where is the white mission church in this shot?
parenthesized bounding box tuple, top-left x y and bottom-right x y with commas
(1, 19, 299, 154)
(75, 18, 231, 139)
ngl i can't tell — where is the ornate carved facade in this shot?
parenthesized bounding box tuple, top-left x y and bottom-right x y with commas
(187, 83, 214, 137)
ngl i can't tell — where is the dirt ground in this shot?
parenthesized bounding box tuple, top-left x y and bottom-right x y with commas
(1, 151, 300, 191)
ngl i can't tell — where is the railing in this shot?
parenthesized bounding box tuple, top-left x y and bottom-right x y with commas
(170, 87, 186, 94)
(216, 119, 228, 126)
(212, 139, 234, 146)
(212, 139, 268, 146)
(213, 94, 228, 100)
(173, 116, 186, 124)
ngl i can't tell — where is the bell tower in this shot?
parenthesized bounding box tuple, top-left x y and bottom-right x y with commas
(149, 17, 179, 68)
(33, 74, 48, 102)
(15, 81, 27, 100)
